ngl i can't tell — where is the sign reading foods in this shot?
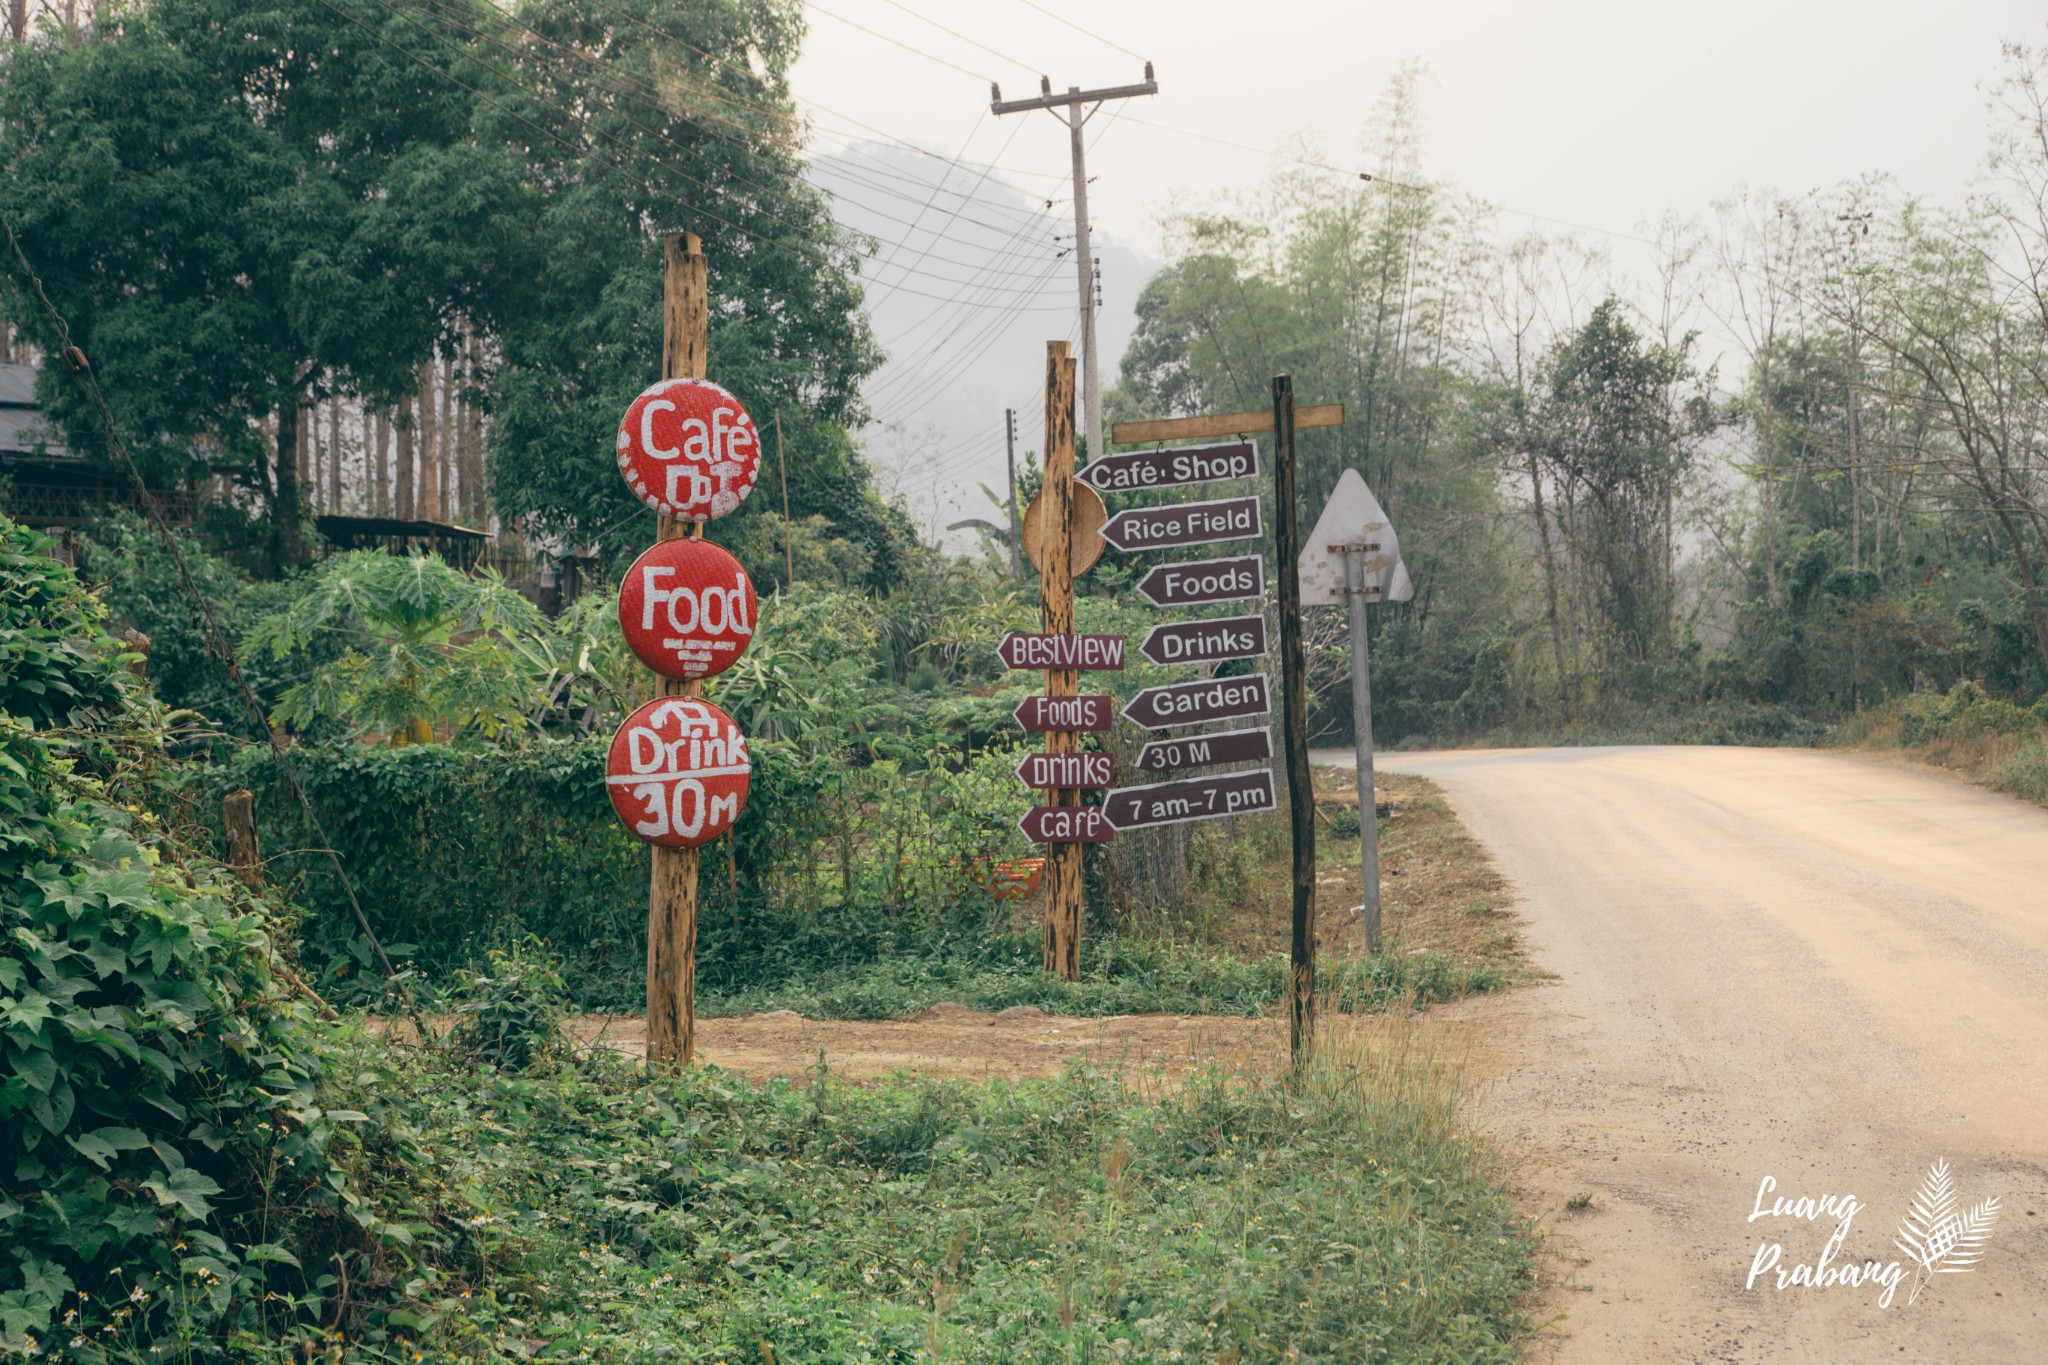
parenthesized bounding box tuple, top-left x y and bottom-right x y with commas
(616, 376, 762, 521)
(1136, 555, 1266, 608)
(618, 538, 756, 680)
(606, 696, 752, 849)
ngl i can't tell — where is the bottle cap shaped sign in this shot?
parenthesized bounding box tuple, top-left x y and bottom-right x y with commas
(616, 376, 761, 521)
(618, 537, 757, 680)
(606, 696, 752, 849)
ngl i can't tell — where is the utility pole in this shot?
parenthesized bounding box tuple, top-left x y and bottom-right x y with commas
(992, 65, 1157, 467)
(1004, 406, 1022, 579)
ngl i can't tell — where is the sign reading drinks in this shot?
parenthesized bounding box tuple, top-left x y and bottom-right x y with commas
(606, 697, 752, 849)
(1016, 751, 1114, 790)
(1103, 769, 1277, 830)
(616, 376, 762, 521)
(1136, 555, 1265, 608)
(1076, 440, 1259, 493)
(618, 538, 756, 680)
(1014, 694, 1114, 732)
(997, 632, 1126, 671)
(1018, 806, 1115, 843)
(1122, 674, 1271, 731)
(1098, 496, 1262, 553)
(1135, 725, 1273, 774)
(1138, 615, 1267, 667)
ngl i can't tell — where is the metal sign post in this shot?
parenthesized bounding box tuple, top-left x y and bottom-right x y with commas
(1301, 468, 1413, 959)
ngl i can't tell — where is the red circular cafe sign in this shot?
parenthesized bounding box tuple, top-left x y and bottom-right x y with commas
(606, 697, 752, 849)
(616, 377, 761, 521)
(618, 538, 756, 681)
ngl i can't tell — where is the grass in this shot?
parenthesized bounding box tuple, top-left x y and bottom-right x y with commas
(345, 1009, 1534, 1363)
(701, 931, 1502, 1021)
(1836, 687, 2048, 809)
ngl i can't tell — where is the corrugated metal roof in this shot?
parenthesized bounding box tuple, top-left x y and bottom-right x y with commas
(0, 362, 38, 407)
(0, 362, 74, 458)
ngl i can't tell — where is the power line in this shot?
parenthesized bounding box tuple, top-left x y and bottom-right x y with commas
(1010, 0, 1146, 62)
(872, 0, 1048, 77)
(804, 0, 991, 83)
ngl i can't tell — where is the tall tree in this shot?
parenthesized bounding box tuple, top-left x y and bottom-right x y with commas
(0, 0, 526, 570)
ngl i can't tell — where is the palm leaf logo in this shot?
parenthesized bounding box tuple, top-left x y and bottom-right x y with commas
(1894, 1159, 2000, 1305)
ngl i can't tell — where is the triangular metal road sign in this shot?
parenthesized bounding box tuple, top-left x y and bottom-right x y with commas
(1298, 468, 1413, 605)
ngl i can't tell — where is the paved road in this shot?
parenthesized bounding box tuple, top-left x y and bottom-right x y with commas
(1324, 745, 2048, 1363)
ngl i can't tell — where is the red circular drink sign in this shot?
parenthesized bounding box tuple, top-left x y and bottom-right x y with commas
(616, 377, 761, 521)
(606, 697, 752, 849)
(618, 538, 757, 681)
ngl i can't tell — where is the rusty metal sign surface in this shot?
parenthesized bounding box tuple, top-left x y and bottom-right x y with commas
(1121, 673, 1270, 731)
(1077, 440, 1259, 493)
(1103, 769, 1277, 830)
(1013, 694, 1115, 732)
(1018, 805, 1116, 843)
(605, 696, 752, 848)
(1137, 614, 1266, 667)
(1016, 751, 1115, 790)
(997, 632, 1126, 671)
(1134, 725, 1273, 774)
(1098, 495, 1262, 553)
(1136, 555, 1265, 608)
(616, 377, 761, 521)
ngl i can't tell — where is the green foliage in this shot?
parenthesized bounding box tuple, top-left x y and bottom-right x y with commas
(0, 518, 469, 1354)
(358, 1030, 1532, 1362)
(1896, 680, 2042, 746)
(447, 938, 568, 1072)
(240, 551, 549, 740)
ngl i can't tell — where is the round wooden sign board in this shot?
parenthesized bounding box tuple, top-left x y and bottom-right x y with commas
(1022, 482, 1108, 577)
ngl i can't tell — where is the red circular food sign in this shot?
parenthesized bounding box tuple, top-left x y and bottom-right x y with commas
(618, 538, 757, 681)
(606, 697, 752, 849)
(616, 377, 761, 521)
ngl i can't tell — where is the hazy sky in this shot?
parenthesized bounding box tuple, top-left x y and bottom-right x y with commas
(787, 0, 2045, 535)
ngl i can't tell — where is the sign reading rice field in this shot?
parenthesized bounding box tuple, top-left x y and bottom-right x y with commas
(606, 696, 752, 849)
(618, 538, 756, 680)
(616, 376, 762, 521)
(1098, 496, 1262, 553)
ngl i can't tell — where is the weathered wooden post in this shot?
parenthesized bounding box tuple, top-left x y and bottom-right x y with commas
(647, 230, 708, 1074)
(223, 790, 261, 890)
(1041, 340, 1084, 980)
(1271, 375, 1317, 1061)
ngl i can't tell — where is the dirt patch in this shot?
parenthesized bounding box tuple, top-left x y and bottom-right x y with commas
(562, 1007, 1288, 1086)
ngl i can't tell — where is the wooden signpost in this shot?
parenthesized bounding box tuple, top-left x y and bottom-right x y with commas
(1106, 381, 1346, 1063)
(602, 230, 765, 1074)
(1135, 725, 1272, 774)
(1135, 556, 1265, 608)
(1137, 615, 1267, 667)
(1037, 341, 1086, 980)
(1121, 674, 1271, 731)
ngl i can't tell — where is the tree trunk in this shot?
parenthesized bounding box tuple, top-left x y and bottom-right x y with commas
(395, 409, 415, 521)
(417, 360, 439, 522)
(1527, 451, 1570, 710)
(273, 403, 303, 570)
(328, 399, 342, 513)
(463, 332, 486, 523)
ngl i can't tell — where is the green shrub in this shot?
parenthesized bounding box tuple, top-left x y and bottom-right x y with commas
(1899, 680, 2038, 745)
(0, 518, 465, 1353)
(448, 938, 569, 1071)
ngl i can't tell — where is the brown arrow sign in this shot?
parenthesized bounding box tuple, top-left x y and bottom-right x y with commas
(1018, 806, 1115, 843)
(1122, 674, 1270, 731)
(1136, 555, 1264, 608)
(997, 632, 1125, 671)
(1135, 725, 1273, 774)
(1016, 752, 1114, 789)
(1138, 614, 1267, 667)
(1098, 496, 1262, 553)
(1014, 694, 1114, 732)
(1104, 769, 1277, 830)
(1077, 440, 1259, 493)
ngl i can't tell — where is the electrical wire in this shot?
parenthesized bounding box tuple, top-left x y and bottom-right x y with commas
(1010, 0, 1147, 62)
(803, 0, 991, 83)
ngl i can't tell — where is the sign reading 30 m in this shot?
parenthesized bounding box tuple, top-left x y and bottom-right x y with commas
(616, 376, 762, 521)
(606, 697, 752, 848)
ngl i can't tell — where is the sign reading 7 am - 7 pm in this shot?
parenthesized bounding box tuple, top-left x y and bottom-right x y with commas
(1104, 770, 1276, 830)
